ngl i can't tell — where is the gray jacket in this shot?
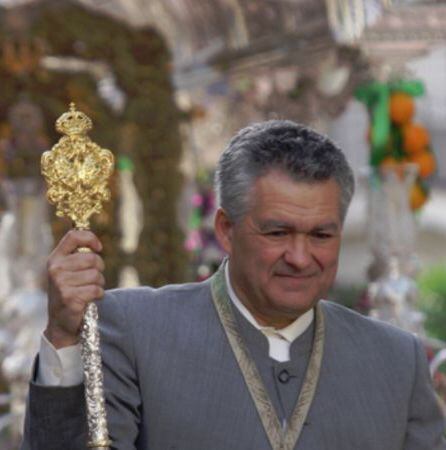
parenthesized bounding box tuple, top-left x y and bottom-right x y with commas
(22, 276, 446, 449)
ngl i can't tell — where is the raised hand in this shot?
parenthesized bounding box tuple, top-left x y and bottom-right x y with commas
(44, 229, 105, 349)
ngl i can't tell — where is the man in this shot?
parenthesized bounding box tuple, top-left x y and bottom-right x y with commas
(22, 121, 445, 449)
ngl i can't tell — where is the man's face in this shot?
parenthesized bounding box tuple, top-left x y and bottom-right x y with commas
(215, 170, 343, 328)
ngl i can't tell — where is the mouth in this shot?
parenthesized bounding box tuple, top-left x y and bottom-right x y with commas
(273, 273, 315, 292)
(274, 273, 316, 279)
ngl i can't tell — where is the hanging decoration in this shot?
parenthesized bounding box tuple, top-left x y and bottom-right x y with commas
(355, 79, 436, 210)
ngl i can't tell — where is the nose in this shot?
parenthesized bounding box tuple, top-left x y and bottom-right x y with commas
(283, 235, 313, 270)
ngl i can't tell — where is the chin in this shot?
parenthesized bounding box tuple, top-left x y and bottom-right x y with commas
(270, 291, 316, 314)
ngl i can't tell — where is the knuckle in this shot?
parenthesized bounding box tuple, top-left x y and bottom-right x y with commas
(67, 229, 77, 238)
(76, 253, 93, 269)
(66, 229, 81, 244)
(48, 270, 65, 288)
(93, 271, 102, 284)
(96, 267, 104, 279)
(80, 285, 102, 302)
(47, 261, 60, 276)
(86, 253, 98, 266)
(94, 255, 105, 270)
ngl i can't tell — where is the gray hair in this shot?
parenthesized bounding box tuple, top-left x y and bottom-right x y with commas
(215, 120, 355, 223)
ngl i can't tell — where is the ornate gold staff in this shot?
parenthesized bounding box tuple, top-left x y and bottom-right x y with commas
(41, 103, 114, 449)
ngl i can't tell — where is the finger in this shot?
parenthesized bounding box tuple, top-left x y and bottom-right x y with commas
(48, 254, 105, 284)
(58, 285, 105, 308)
(53, 252, 105, 273)
(59, 268, 105, 288)
(52, 229, 103, 257)
(73, 284, 105, 303)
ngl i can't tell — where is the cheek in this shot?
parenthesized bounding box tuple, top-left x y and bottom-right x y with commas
(318, 253, 339, 287)
(257, 247, 287, 274)
(314, 242, 341, 269)
(321, 252, 339, 269)
(241, 246, 284, 285)
(240, 237, 284, 262)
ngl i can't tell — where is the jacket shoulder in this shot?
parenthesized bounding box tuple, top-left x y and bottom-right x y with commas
(98, 278, 213, 322)
(320, 299, 418, 359)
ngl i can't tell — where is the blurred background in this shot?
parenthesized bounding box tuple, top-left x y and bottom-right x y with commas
(0, 0, 446, 446)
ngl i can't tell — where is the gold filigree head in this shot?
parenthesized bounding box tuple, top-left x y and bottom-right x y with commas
(42, 103, 114, 229)
(55, 102, 93, 136)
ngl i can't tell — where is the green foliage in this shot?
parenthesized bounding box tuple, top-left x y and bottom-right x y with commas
(417, 264, 446, 341)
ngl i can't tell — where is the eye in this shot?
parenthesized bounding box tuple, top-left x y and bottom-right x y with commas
(265, 230, 288, 237)
(312, 232, 333, 240)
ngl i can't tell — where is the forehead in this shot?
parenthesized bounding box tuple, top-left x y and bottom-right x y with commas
(247, 170, 342, 224)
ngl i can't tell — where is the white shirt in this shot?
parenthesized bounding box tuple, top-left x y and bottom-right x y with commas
(37, 262, 314, 386)
(224, 262, 314, 362)
(38, 334, 83, 386)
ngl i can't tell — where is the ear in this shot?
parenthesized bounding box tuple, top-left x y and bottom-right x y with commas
(214, 208, 234, 255)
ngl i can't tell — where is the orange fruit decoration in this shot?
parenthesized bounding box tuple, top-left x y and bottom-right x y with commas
(381, 155, 399, 167)
(380, 155, 405, 177)
(389, 92, 415, 125)
(409, 183, 428, 210)
(402, 123, 430, 154)
(409, 151, 436, 178)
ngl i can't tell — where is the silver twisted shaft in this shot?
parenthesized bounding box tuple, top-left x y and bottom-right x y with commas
(80, 302, 112, 449)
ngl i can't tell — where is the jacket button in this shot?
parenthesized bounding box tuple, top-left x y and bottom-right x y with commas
(278, 369, 290, 383)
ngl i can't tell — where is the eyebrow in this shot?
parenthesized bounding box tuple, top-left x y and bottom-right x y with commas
(312, 223, 340, 232)
(258, 220, 291, 230)
(258, 220, 340, 233)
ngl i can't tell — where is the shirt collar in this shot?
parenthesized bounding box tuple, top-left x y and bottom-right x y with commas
(224, 260, 314, 343)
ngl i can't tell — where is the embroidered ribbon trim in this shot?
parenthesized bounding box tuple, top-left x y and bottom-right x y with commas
(211, 265, 325, 450)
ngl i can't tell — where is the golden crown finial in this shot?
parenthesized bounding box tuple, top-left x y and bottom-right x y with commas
(55, 102, 93, 137)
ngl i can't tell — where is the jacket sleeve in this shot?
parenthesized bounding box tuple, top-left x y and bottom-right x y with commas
(21, 291, 142, 450)
(20, 379, 88, 450)
(404, 336, 446, 450)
